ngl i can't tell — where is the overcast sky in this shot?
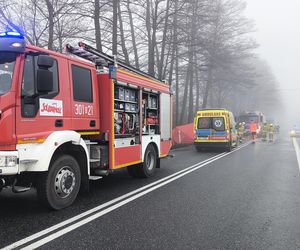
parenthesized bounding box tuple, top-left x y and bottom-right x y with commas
(245, 0, 300, 127)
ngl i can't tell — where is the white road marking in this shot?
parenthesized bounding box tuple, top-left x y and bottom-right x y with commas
(292, 137, 300, 173)
(3, 143, 250, 250)
(2, 152, 225, 250)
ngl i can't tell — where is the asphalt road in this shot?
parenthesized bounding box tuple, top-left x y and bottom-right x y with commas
(1, 135, 300, 249)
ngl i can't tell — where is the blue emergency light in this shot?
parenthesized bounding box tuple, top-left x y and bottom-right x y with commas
(0, 31, 23, 37)
(0, 30, 25, 53)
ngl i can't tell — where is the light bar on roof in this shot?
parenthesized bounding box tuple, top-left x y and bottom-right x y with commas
(0, 30, 25, 53)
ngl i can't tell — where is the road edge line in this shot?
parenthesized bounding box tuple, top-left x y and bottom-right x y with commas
(292, 137, 300, 173)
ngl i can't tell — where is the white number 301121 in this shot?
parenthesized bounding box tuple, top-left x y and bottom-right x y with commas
(74, 104, 94, 116)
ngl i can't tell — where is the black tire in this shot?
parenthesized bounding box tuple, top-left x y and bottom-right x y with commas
(140, 144, 157, 178)
(127, 145, 157, 178)
(37, 155, 81, 210)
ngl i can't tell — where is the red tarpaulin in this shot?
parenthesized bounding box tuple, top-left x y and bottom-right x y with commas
(172, 123, 195, 145)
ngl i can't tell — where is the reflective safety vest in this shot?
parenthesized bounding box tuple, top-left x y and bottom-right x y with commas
(250, 123, 257, 132)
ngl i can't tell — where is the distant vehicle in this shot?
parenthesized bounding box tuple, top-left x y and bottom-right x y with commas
(237, 111, 266, 135)
(290, 125, 300, 137)
(194, 109, 238, 152)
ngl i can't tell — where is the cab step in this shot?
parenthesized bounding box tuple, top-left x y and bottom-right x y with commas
(89, 176, 103, 180)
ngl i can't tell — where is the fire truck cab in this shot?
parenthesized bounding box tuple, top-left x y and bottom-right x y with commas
(0, 32, 172, 210)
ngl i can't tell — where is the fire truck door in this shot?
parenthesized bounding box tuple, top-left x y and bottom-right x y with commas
(68, 62, 99, 132)
(16, 54, 72, 142)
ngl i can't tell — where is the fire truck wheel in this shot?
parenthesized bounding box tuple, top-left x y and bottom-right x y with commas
(37, 155, 81, 210)
(140, 144, 157, 178)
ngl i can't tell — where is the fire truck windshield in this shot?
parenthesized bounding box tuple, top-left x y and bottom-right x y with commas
(0, 52, 16, 96)
(239, 115, 259, 123)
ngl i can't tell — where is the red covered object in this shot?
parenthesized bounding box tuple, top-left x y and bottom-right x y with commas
(172, 123, 195, 145)
(146, 116, 158, 125)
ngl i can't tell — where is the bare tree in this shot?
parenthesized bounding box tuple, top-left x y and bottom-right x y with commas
(112, 0, 118, 55)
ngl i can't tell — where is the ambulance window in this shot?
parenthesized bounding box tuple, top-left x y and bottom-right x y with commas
(198, 118, 211, 129)
(72, 65, 93, 102)
(212, 117, 225, 131)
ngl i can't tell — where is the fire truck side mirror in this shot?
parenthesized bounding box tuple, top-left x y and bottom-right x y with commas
(37, 69, 53, 93)
(36, 55, 54, 93)
(37, 55, 54, 68)
(37, 55, 54, 94)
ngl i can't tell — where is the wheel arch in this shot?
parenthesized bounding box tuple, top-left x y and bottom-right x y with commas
(141, 135, 161, 162)
(50, 141, 89, 189)
(17, 131, 90, 177)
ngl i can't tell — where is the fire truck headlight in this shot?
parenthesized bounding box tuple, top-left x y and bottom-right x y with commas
(0, 156, 18, 167)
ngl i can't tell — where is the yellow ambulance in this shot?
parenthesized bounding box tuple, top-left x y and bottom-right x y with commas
(194, 109, 238, 151)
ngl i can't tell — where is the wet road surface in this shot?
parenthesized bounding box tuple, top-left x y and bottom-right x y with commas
(1, 136, 300, 249)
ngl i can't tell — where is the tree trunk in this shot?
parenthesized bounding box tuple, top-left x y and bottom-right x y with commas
(127, 0, 139, 68)
(157, 0, 170, 80)
(147, 0, 158, 77)
(94, 0, 103, 52)
(118, 2, 130, 64)
(179, 61, 191, 124)
(175, 44, 179, 126)
(162, 41, 171, 81)
(188, 60, 195, 122)
(168, 0, 178, 87)
(187, 5, 198, 122)
(146, 0, 153, 75)
(195, 62, 200, 113)
(202, 66, 213, 109)
(112, 0, 118, 55)
(45, 0, 54, 50)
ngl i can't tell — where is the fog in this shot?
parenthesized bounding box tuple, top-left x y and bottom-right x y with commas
(245, 0, 300, 130)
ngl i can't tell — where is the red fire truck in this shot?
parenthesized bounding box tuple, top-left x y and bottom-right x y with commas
(0, 31, 172, 210)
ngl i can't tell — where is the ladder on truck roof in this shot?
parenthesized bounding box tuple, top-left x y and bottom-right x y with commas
(66, 42, 164, 83)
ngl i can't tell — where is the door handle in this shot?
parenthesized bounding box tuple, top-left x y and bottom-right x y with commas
(90, 120, 96, 127)
(55, 119, 63, 127)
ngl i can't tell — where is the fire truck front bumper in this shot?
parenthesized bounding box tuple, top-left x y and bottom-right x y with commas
(0, 151, 19, 176)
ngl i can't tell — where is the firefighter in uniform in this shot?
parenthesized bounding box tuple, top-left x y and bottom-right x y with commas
(275, 124, 280, 134)
(250, 121, 257, 143)
(269, 123, 275, 142)
(237, 122, 245, 143)
(261, 123, 268, 142)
